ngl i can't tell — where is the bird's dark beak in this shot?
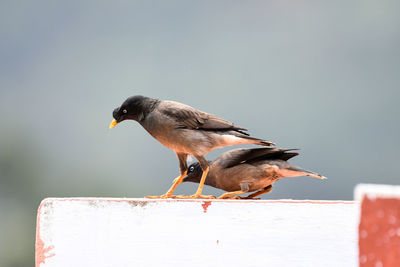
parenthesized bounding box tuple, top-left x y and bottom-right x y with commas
(109, 119, 118, 129)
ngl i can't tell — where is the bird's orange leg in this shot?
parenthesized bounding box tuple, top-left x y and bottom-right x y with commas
(146, 170, 187, 199)
(217, 182, 251, 199)
(244, 185, 273, 199)
(175, 167, 215, 199)
(217, 190, 249, 199)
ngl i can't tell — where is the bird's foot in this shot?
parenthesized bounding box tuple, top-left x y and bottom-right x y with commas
(226, 196, 242, 199)
(228, 196, 261, 200)
(197, 194, 216, 199)
(174, 194, 216, 199)
(146, 194, 175, 199)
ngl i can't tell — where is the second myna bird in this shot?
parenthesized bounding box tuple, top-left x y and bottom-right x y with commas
(182, 147, 326, 199)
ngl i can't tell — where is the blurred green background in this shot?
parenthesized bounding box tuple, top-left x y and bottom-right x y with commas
(1, 0, 399, 266)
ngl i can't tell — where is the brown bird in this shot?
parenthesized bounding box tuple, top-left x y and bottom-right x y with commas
(109, 95, 274, 199)
(182, 147, 326, 199)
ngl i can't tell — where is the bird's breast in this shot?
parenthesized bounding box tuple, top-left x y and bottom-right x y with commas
(141, 119, 212, 155)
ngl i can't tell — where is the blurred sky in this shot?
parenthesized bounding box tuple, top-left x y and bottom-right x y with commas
(1, 0, 399, 266)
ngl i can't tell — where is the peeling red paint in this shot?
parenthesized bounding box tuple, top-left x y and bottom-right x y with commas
(202, 201, 212, 213)
(36, 236, 55, 266)
(35, 200, 55, 266)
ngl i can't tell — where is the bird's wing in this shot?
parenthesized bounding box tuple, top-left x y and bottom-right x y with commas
(161, 101, 248, 132)
(215, 148, 299, 169)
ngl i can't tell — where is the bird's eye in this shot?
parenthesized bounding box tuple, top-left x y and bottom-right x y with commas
(189, 166, 195, 172)
(122, 109, 127, 114)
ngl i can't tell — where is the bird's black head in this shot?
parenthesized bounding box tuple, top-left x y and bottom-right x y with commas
(182, 162, 203, 183)
(110, 95, 148, 128)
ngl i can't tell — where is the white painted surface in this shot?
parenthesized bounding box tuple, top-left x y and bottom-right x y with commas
(354, 183, 400, 200)
(36, 198, 358, 267)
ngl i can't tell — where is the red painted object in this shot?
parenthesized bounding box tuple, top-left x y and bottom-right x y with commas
(359, 197, 400, 267)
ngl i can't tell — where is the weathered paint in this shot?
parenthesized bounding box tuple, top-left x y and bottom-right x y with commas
(201, 201, 212, 213)
(35, 198, 357, 267)
(35, 200, 55, 266)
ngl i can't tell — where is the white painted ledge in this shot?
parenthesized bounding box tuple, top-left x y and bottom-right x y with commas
(36, 198, 357, 267)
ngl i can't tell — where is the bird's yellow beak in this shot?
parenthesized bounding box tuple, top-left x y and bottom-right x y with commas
(109, 119, 118, 129)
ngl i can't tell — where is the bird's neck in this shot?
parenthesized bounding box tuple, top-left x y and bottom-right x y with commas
(138, 97, 160, 122)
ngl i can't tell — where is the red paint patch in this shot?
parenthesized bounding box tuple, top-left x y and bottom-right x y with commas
(35, 236, 55, 266)
(35, 200, 55, 266)
(202, 201, 212, 213)
(359, 197, 400, 267)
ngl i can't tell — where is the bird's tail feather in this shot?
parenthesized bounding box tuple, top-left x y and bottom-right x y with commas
(305, 172, 327, 179)
(288, 167, 327, 179)
(241, 135, 275, 146)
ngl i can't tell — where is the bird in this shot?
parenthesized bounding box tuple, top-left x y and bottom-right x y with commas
(181, 147, 326, 199)
(109, 95, 275, 199)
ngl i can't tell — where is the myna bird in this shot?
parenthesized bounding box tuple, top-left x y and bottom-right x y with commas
(182, 147, 326, 199)
(110, 95, 275, 199)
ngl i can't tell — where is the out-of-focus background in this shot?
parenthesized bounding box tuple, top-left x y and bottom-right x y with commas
(1, 1, 399, 266)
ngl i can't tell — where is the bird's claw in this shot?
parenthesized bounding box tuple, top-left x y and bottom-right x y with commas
(173, 194, 216, 199)
(228, 196, 261, 200)
(197, 194, 216, 199)
(146, 194, 174, 199)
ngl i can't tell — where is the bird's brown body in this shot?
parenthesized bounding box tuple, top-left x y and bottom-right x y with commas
(140, 100, 267, 156)
(183, 147, 326, 199)
(205, 159, 320, 192)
